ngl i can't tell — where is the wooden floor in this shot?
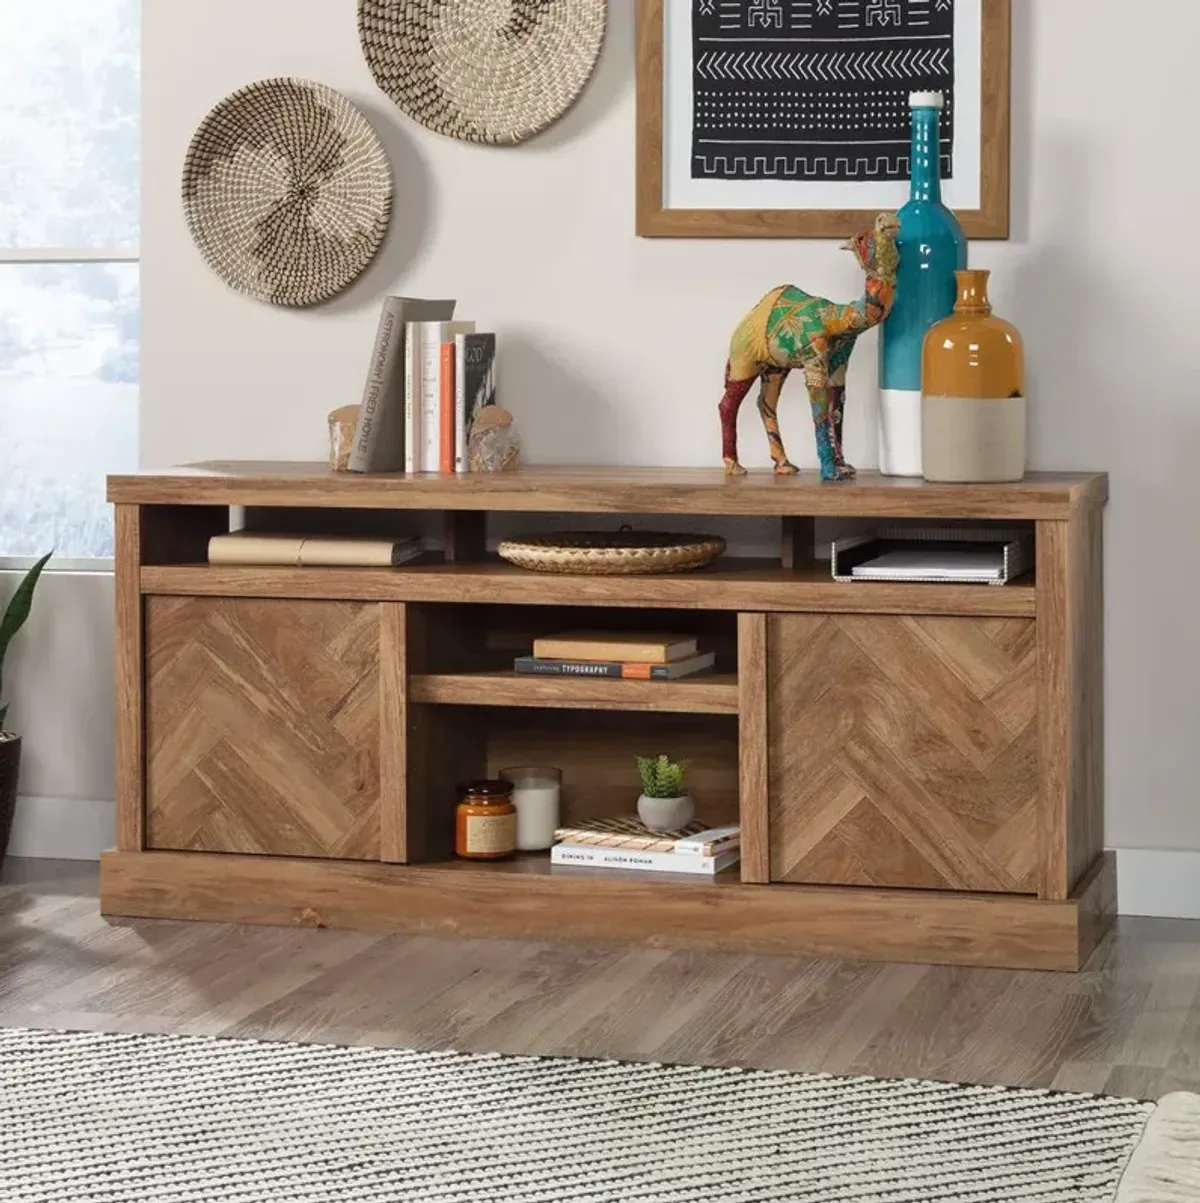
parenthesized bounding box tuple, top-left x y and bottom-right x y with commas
(4, 859, 1200, 1101)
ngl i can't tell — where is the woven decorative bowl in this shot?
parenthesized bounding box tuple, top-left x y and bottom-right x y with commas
(182, 78, 392, 307)
(358, 0, 607, 146)
(497, 531, 727, 576)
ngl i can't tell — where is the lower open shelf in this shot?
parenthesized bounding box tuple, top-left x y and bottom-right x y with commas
(100, 850, 1116, 972)
(422, 852, 743, 885)
(403, 706, 741, 863)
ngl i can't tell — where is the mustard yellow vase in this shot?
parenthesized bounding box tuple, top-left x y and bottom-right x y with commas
(921, 270, 1026, 483)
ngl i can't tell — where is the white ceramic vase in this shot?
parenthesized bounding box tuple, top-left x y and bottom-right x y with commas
(637, 793, 695, 833)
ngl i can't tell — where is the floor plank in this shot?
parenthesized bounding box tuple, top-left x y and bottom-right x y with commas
(4, 859, 1200, 1099)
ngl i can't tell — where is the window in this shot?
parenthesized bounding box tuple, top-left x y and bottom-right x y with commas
(0, 0, 139, 562)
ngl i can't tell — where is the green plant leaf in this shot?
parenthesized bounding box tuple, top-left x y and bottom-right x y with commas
(636, 753, 688, 798)
(0, 551, 51, 729)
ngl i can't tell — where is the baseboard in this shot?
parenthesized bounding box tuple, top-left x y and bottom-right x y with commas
(1114, 848, 1200, 920)
(8, 820, 1200, 922)
(7, 795, 115, 861)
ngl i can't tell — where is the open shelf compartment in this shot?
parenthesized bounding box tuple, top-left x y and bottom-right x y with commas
(406, 602, 738, 715)
(403, 702, 741, 871)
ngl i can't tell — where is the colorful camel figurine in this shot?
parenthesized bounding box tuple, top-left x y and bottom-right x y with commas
(718, 212, 901, 480)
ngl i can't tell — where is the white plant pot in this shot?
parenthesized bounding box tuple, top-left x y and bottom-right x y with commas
(637, 793, 695, 833)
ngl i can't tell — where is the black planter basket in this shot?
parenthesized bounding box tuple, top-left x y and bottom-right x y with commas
(0, 735, 21, 866)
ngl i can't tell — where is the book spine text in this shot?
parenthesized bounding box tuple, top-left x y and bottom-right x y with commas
(404, 322, 419, 474)
(512, 658, 679, 679)
(550, 845, 726, 875)
(420, 326, 441, 472)
(347, 303, 402, 472)
(455, 334, 468, 474)
(439, 342, 455, 475)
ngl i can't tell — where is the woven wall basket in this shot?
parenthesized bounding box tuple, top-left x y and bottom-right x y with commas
(358, 0, 607, 146)
(182, 79, 393, 308)
(497, 532, 727, 575)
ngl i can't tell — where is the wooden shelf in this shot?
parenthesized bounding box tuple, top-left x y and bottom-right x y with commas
(140, 559, 1036, 617)
(109, 462, 1107, 520)
(409, 670, 740, 714)
(422, 853, 744, 884)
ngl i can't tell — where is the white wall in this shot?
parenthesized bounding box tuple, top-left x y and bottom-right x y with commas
(5, 572, 115, 796)
(3, 570, 116, 856)
(133, 0, 1199, 858)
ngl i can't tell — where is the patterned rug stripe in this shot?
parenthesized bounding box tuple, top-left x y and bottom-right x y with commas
(0, 1028, 1175, 1203)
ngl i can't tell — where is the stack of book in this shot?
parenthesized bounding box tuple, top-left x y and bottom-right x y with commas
(346, 296, 497, 475)
(514, 630, 716, 680)
(551, 817, 740, 876)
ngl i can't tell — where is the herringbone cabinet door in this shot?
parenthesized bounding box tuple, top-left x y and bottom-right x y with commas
(145, 597, 383, 860)
(767, 614, 1038, 893)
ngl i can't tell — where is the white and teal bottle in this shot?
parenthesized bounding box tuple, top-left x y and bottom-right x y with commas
(878, 92, 967, 476)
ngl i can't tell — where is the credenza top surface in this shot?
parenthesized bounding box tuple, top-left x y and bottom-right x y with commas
(108, 462, 1108, 519)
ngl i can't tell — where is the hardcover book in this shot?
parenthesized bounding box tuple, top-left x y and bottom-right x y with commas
(550, 844, 740, 876)
(208, 533, 424, 568)
(407, 320, 474, 473)
(347, 297, 455, 473)
(531, 631, 699, 664)
(553, 817, 740, 856)
(513, 652, 715, 680)
(455, 333, 497, 473)
(439, 342, 456, 474)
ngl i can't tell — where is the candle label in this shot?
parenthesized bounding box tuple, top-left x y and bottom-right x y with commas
(464, 812, 516, 856)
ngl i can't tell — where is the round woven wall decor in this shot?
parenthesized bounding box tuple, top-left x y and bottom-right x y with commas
(182, 79, 392, 308)
(358, 0, 607, 146)
(497, 531, 728, 576)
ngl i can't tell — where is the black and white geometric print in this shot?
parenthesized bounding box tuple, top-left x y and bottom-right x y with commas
(0, 1027, 1157, 1202)
(692, 0, 955, 181)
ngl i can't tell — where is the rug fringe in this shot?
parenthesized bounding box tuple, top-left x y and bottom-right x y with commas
(1116, 1093, 1200, 1202)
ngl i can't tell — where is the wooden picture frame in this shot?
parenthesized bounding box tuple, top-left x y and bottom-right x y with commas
(636, 0, 1011, 240)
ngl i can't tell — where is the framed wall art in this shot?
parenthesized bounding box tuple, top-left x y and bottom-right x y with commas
(636, 0, 1010, 239)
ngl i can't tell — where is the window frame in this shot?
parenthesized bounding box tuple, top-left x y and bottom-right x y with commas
(0, 249, 138, 264)
(0, 0, 141, 569)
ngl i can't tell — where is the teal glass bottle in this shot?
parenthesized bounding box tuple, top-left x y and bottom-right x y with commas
(878, 92, 967, 476)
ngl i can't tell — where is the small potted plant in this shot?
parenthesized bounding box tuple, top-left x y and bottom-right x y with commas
(0, 553, 50, 864)
(636, 754, 694, 832)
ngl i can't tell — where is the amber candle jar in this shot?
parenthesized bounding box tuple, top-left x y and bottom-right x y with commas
(455, 780, 517, 860)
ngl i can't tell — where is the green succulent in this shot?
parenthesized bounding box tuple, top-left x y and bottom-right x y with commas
(0, 552, 51, 729)
(636, 754, 688, 799)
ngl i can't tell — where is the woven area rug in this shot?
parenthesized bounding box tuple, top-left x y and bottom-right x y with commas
(1, 1028, 1198, 1202)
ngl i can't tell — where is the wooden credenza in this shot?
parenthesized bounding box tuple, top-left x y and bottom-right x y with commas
(102, 464, 1110, 971)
